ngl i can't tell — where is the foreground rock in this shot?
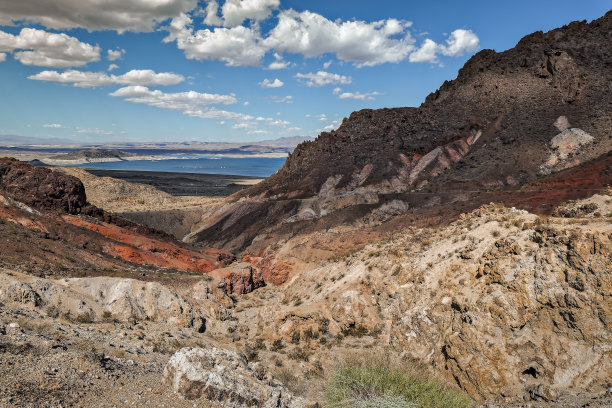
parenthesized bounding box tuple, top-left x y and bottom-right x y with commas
(163, 347, 309, 407)
(227, 197, 612, 404)
(0, 271, 206, 330)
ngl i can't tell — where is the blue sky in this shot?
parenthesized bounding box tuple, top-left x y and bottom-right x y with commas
(0, 0, 609, 143)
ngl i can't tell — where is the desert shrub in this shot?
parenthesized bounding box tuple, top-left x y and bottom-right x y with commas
(342, 324, 369, 338)
(324, 366, 472, 408)
(354, 395, 416, 408)
(270, 338, 285, 351)
(288, 346, 311, 362)
(243, 343, 259, 362)
(391, 265, 401, 276)
(319, 318, 330, 334)
(46, 305, 60, 318)
(304, 327, 317, 340)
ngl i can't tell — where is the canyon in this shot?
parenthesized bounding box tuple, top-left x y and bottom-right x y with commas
(0, 11, 611, 408)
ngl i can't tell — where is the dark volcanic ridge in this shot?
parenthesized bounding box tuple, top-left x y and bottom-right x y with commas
(187, 11, 612, 252)
(85, 169, 261, 197)
(54, 149, 137, 161)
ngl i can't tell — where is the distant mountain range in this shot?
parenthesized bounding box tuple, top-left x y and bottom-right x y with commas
(0, 135, 314, 155)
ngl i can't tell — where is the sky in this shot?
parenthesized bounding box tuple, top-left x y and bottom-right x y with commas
(0, 1, 609, 144)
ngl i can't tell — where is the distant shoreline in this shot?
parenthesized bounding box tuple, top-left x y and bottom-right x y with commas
(84, 168, 264, 196)
(0, 149, 288, 165)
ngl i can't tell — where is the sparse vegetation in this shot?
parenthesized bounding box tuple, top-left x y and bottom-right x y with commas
(324, 366, 472, 408)
(342, 323, 369, 338)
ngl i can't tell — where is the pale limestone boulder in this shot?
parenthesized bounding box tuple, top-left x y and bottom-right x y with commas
(163, 347, 308, 407)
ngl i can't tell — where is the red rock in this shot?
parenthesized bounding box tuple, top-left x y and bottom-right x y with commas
(62, 215, 234, 273)
(207, 262, 265, 295)
(243, 254, 293, 286)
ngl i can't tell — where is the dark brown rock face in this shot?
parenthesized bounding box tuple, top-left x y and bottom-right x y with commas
(188, 12, 612, 252)
(0, 158, 86, 214)
(260, 12, 611, 198)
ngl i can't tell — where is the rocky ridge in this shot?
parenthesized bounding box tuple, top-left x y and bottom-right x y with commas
(0, 158, 235, 276)
(187, 12, 612, 255)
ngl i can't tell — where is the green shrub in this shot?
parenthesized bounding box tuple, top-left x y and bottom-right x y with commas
(324, 366, 472, 408)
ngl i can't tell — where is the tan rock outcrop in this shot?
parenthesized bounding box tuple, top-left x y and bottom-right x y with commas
(0, 271, 206, 330)
(163, 347, 308, 407)
(229, 203, 612, 403)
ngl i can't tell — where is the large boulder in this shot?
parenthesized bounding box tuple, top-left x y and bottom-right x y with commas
(163, 347, 308, 407)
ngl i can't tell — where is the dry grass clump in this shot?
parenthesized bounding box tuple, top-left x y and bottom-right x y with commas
(324, 366, 472, 408)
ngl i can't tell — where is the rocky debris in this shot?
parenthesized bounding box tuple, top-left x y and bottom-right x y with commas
(552, 202, 598, 217)
(551, 189, 611, 218)
(226, 200, 612, 404)
(163, 347, 308, 407)
(208, 262, 265, 295)
(0, 157, 86, 214)
(0, 270, 206, 329)
(0, 287, 231, 408)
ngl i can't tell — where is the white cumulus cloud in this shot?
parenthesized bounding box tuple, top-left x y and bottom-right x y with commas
(164, 7, 477, 68)
(0, 28, 100, 67)
(267, 52, 289, 70)
(110, 86, 237, 112)
(0, 52, 5, 62)
(43, 123, 66, 128)
(203, 0, 223, 26)
(259, 78, 283, 88)
(264, 10, 414, 67)
(164, 13, 267, 66)
(441, 29, 479, 56)
(295, 71, 352, 87)
(108, 63, 119, 71)
(29, 69, 185, 88)
(0, 0, 199, 32)
(409, 38, 439, 63)
(335, 90, 381, 100)
(410, 29, 479, 63)
(107, 48, 125, 61)
(221, 0, 280, 27)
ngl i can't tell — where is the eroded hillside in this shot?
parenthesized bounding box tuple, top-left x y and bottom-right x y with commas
(1, 191, 611, 406)
(187, 12, 612, 257)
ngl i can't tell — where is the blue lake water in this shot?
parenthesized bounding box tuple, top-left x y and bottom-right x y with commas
(71, 156, 287, 178)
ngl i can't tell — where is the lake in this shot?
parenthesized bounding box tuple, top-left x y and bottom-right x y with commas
(71, 156, 287, 178)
